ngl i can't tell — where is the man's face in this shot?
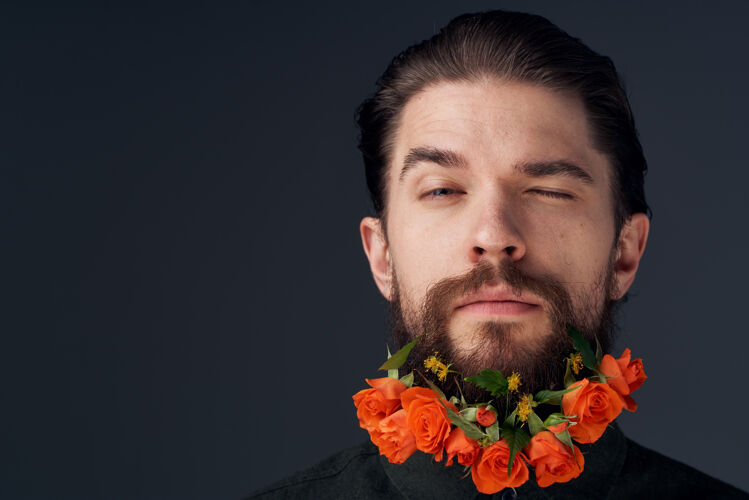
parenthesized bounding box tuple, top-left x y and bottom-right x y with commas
(360, 78, 648, 399)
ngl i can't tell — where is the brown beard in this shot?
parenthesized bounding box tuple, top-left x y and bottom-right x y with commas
(386, 256, 620, 409)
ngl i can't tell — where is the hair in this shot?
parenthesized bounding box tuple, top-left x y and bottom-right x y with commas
(356, 9, 651, 239)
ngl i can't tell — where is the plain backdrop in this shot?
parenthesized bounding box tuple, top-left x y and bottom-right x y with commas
(2, 2, 748, 499)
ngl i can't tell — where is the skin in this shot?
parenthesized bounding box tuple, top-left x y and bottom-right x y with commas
(360, 78, 649, 355)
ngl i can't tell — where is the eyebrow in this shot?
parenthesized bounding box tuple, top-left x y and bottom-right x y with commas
(517, 160, 594, 184)
(399, 146, 594, 185)
(399, 147, 467, 182)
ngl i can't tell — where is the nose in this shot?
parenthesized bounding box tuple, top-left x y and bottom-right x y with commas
(468, 193, 526, 266)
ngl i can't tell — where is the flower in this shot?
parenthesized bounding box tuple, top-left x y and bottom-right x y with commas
(516, 394, 532, 423)
(354, 336, 645, 492)
(424, 353, 450, 381)
(471, 440, 529, 494)
(370, 409, 417, 464)
(546, 421, 569, 434)
(401, 387, 457, 461)
(562, 378, 624, 443)
(599, 348, 646, 412)
(424, 354, 440, 371)
(507, 372, 521, 392)
(525, 431, 585, 487)
(571, 352, 584, 375)
(352, 377, 408, 432)
(443, 427, 480, 466)
(476, 406, 497, 427)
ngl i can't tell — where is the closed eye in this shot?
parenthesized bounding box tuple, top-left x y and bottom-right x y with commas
(529, 189, 574, 200)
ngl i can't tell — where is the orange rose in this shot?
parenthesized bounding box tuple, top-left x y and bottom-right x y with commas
(352, 377, 407, 432)
(525, 431, 584, 487)
(370, 409, 417, 464)
(562, 378, 624, 443)
(443, 427, 480, 467)
(471, 440, 529, 494)
(546, 421, 569, 434)
(476, 406, 497, 427)
(401, 387, 457, 461)
(599, 348, 646, 412)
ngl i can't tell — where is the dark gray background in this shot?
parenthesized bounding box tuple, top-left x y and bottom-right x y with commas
(3, 2, 748, 499)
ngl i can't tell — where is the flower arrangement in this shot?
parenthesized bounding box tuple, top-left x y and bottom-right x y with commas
(352, 326, 646, 495)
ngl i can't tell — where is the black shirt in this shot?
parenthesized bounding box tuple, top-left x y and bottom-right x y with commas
(249, 423, 747, 499)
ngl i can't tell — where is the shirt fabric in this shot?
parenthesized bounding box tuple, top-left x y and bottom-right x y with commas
(249, 422, 748, 499)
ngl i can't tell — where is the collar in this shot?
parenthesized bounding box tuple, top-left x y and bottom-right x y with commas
(380, 422, 628, 499)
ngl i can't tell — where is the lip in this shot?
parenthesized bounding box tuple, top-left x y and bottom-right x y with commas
(454, 286, 541, 315)
(456, 286, 540, 308)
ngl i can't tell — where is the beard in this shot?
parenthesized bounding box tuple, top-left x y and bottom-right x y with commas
(387, 254, 620, 409)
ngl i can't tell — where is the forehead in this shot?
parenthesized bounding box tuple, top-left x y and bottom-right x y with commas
(388, 78, 611, 187)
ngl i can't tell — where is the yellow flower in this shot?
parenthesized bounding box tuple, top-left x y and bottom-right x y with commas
(424, 353, 449, 380)
(571, 352, 584, 375)
(507, 372, 521, 392)
(516, 394, 532, 423)
(424, 355, 439, 371)
(436, 364, 449, 382)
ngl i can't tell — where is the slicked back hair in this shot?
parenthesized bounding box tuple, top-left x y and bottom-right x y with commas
(356, 9, 650, 239)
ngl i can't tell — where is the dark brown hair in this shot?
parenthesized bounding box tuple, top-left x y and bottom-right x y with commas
(356, 9, 651, 237)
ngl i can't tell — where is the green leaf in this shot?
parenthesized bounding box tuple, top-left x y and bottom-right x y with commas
(439, 400, 487, 441)
(399, 371, 414, 388)
(592, 370, 610, 383)
(503, 410, 517, 428)
(564, 358, 576, 388)
(567, 325, 598, 371)
(527, 412, 545, 436)
(595, 335, 603, 365)
(534, 385, 582, 405)
(486, 421, 499, 442)
(543, 413, 570, 428)
(386, 346, 399, 379)
(379, 336, 422, 371)
(464, 369, 508, 398)
(460, 407, 478, 422)
(554, 428, 576, 456)
(501, 424, 530, 477)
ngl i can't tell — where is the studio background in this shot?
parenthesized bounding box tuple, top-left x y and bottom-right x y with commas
(3, 2, 748, 499)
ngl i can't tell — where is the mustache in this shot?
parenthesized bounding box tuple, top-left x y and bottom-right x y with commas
(387, 255, 618, 401)
(417, 259, 574, 335)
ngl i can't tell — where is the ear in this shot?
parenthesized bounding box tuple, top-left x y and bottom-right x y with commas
(360, 216, 393, 301)
(611, 213, 650, 299)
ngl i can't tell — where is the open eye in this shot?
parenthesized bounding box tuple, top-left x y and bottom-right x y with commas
(421, 187, 458, 199)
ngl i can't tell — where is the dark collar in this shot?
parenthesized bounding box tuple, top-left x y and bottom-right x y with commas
(380, 422, 628, 499)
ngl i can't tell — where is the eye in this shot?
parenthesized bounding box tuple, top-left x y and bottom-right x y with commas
(421, 187, 458, 199)
(529, 189, 574, 200)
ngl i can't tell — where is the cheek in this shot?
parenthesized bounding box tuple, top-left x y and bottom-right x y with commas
(530, 213, 614, 281)
(390, 222, 461, 299)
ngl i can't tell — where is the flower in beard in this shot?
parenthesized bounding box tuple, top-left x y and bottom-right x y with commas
(443, 427, 480, 467)
(400, 387, 457, 461)
(352, 377, 408, 432)
(370, 409, 417, 464)
(525, 431, 585, 487)
(471, 440, 529, 493)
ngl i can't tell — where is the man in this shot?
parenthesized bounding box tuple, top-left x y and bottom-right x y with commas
(250, 9, 748, 499)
